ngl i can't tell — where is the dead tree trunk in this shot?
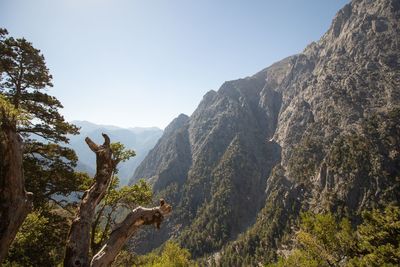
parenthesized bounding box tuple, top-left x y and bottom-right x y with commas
(64, 134, 114, 267)
(64, 134, 173, 267)
(0, 121, 33, 263)
(90, 199, 172, 267)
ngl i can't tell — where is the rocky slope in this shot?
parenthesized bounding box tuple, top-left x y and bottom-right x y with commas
(129, 58, 291, 255)
(130, 0, 400, 264)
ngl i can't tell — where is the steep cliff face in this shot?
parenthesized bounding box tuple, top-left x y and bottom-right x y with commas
(220, 0, 400, 264)
(131, 114, 191, 192)
(129, 58, 292, 254)
(130, 0, 400, 263)
(272, 0, 400, 212)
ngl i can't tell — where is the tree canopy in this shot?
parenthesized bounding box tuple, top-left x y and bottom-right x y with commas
(268, 205, 400, 267)
(0, 27, 83, 209)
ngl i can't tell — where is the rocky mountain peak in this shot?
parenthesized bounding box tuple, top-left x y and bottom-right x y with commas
(163, 113, 189, 136)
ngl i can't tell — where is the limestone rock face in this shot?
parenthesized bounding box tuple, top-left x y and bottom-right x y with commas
(129, 0, 400, 263)
(129, 59, 290, 254)
(274, 0, 400, 164)
(271, 0, 400, 211)
(220, 0, 400, 264)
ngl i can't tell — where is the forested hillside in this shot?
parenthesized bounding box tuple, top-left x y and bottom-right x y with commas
(131, 0, 400, 265)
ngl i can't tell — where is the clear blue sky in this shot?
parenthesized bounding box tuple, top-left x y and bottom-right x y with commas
(0, 0, 348, 129)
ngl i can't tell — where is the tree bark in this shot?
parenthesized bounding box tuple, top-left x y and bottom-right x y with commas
(0, 121, 33, 263)
(64, 134, 114, 267)
(90, 199, 172, 267)
(64, 134, 173, 267)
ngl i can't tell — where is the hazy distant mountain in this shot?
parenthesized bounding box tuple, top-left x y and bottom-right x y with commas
(128, 0, 400, 264)
(68, 121, 163, 185)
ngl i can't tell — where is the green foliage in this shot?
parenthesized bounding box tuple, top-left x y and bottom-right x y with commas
(110, 142, 136, 173)
(137, 241, 197, 267)
(1, 28, 162, 266)
(348, 205, 400, 266)
(265, 250, 321, 267)
(23, 141, 90, 207)
(268, 205, 400, 267)
(179, 174, 232, 257)
(0, 28, 81, 210)
(294, 212, 356, 266)
(105, 178, 152, 208)
(0, 28, 78, 142)
(218, 191, 282, 265)
(91, 177, 153, 254)
(1, 28, 85, 265)
(4, 210, 70, 267)
(177, 136, 272, 260)
(0, 94, 30, 124)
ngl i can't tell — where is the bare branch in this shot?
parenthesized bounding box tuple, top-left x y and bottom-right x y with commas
(85, 137, 100, 153)
(101, 133, 110, 148)
(90, 199, 172, 267)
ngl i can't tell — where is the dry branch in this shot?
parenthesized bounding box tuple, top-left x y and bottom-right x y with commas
(90, 199, 172, 267)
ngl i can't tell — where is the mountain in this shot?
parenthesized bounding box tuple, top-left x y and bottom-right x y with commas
(129, 0, 400, 265)
(129, 59, 289, 255)
(68, 121, 163, 185)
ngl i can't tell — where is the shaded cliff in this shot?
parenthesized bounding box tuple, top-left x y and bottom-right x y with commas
(129, 58, 292, 254)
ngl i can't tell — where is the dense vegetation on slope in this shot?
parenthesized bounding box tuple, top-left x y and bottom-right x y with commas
(130, 0, 400, 265)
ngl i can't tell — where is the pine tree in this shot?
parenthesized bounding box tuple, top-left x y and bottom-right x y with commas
(0, 28, 83, 209)
(0, 28, 82, 263)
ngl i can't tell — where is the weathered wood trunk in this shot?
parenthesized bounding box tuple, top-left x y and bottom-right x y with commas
(64, 134, 173, 267)
(64, 134, 114, 267)
(90, 200, 172, 267)
(0, 122, 32, 263)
